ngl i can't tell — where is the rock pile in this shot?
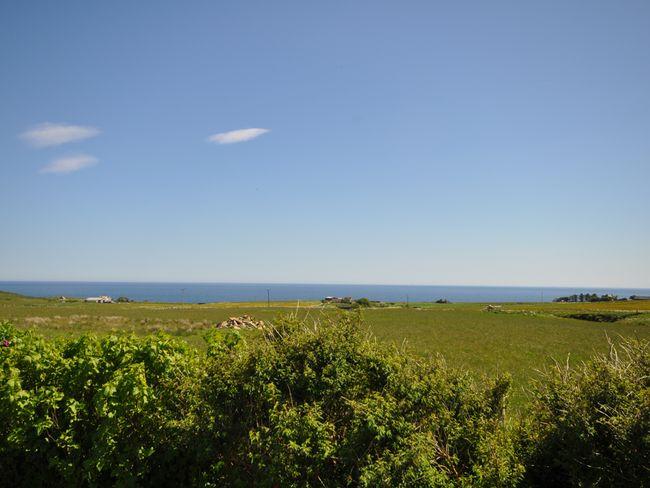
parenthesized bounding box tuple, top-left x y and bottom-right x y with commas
(216, 315, 265, 330)
(484, 305, 503, 312)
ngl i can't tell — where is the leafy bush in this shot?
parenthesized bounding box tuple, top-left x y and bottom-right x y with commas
(0, 321, 202, 486)
(198, 314, 523, 486)
(519, 338, 649, 487)
(3, 316, 648, 487)
(355, 297, 371, 307)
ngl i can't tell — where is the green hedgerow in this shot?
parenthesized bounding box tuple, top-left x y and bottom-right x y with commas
(519, 337, 650, 487)
(0, 321, 202, 487)
(198, 314, 524, 486)
(3, 317, 647, 487)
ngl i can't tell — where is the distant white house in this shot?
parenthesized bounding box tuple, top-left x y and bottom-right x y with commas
(85, 295, 113, 303)
(322, 296, 352, 304)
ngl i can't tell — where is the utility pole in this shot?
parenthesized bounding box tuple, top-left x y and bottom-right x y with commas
(181, 288, 186, 304)
(267, 289, 270, 308)
(406, 294, 409, 308)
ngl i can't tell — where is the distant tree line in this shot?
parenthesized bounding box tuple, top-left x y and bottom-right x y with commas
(554, 293, 620, 303)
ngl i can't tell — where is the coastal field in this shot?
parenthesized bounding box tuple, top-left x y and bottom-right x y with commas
(2, 290, 648, 408)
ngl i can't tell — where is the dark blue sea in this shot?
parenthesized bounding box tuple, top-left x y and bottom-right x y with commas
(1, 281, 648, 304)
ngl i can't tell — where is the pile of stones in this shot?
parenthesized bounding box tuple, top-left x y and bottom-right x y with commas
(483, 305, 503, 312)
(216, 315, 265, 330)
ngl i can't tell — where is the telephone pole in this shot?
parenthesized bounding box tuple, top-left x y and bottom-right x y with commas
(267, 289, 270, 308)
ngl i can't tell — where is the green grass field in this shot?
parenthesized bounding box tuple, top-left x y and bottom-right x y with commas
(2, 290, 648, 409)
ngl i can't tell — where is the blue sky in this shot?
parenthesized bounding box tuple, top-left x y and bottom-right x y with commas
(1, 1, 649, 287)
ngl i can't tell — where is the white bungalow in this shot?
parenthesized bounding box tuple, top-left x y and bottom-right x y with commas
(85, 295, 113, 303)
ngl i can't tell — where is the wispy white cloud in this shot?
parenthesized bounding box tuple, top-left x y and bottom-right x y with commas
(207, 128, 269, 144)
(21, 122, 101, 147)
(40, 154, 98, 174)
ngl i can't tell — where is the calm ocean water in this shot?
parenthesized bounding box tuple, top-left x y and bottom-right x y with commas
(1, 281, 648, 304)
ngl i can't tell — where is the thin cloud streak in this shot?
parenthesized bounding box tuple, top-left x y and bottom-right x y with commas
(40, 154, 98, 174)
(207, 128, 269, 144)
(21, 123, 101, 147)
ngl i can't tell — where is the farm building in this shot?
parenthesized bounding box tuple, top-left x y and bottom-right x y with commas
(84, 295, 113, 303)
(322, 296, 353, 303)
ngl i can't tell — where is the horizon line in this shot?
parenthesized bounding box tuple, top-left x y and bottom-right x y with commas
(1, 279, 649, 290)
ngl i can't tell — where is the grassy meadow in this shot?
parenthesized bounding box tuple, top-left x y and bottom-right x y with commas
(2, 290, 648, 409)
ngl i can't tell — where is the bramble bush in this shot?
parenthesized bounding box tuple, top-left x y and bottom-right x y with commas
(1, 318, 648, 486)
(197, 314, 523, 486)
(0, 321, 202, 486)
(519, 337, 649, 487)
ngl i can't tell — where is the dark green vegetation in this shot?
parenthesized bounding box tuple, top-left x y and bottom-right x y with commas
(520, 339, 649, 487)
(2, 317, 648, 487)
(560, 311, 640, 322)
(2, 290, 649, 409)
(554, 292, 622, 303)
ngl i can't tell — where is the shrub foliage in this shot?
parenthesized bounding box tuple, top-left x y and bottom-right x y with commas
(520, 338, 649, 487)
(1, 317, 648, 486)
(198, 315, 522, 486)
(0, 321, 201, 486)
